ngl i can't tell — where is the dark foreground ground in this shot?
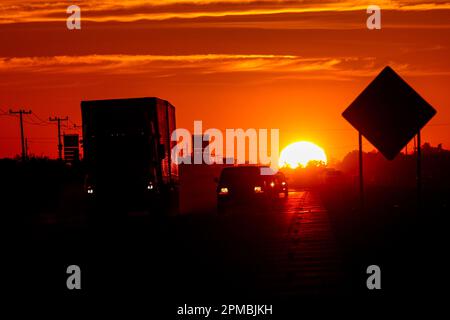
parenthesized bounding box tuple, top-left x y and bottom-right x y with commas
(1, 160, 449, 315)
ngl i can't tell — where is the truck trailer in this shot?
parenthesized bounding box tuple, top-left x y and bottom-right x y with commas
(81, 97, 178, 215)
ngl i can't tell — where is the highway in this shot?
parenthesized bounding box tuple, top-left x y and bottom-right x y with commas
(9, 189, 353, 301)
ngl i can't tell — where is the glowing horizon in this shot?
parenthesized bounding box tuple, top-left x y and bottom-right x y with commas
(279, 141, 327, 169)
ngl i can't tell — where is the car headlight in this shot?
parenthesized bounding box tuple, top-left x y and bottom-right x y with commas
(147, 181, 154, 190)
(87, 186, 94, 194)
(270, 182, 275, 188)
(254, 186, 263, 193)
(219, 187, 229, 195)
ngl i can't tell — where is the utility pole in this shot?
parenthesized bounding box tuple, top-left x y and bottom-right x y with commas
(49, 116, 69, 160)
(25, 138, 29, 159)
(9, 109, 32, 161)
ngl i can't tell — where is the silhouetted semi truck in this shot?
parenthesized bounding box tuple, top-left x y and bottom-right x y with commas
(81, 97, 178, 215)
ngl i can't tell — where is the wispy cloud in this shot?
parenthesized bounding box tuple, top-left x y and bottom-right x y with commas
(0, 54, 323, 74)
(1, 1, 450, 24)
(1, 54, 446, 81)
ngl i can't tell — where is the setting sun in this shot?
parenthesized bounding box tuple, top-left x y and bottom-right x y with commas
(279, 141, 327, 169)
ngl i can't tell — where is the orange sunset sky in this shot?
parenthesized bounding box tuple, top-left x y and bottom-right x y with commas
(0, 0, 449, 160)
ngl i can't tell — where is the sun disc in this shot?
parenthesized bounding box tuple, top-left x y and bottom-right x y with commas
(279, 141, 327, 169)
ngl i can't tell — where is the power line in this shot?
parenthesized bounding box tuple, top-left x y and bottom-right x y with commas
(0, 108, 17, 117)
(31, 112, 52, 125)
(23, 119, 51, 126)
(1, 109, 56, 128)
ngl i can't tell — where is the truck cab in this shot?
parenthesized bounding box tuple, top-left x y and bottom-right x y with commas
(81, 97, 178, 216)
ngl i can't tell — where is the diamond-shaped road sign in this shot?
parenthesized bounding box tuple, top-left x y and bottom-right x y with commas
(342, 66, 437, 160)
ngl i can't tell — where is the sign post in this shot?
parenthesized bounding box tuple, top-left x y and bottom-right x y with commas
(342, 66, 436, 212)
(416, 130, 422, 211)
(359, 132, 364, 211)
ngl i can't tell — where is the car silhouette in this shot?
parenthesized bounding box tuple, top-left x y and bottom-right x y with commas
(216, 166, 287, 212)
(271, 172, 289, 196)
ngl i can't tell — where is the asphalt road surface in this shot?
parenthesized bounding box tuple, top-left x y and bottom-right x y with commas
(8, 188, 358, 304)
